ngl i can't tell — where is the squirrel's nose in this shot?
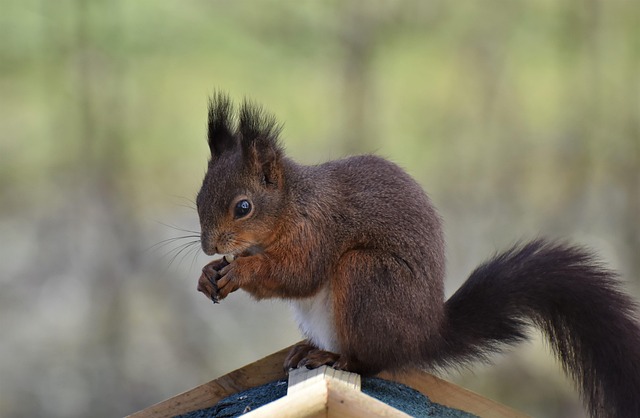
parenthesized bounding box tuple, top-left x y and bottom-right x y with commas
(200, 231, 217, 256)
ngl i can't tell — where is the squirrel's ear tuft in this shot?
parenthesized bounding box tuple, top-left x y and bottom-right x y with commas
(238, 100, 284, 186)
(207, 92, 237, 156)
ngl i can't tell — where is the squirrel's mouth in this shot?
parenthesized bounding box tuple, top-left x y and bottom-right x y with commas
(221, 245, 263, 263)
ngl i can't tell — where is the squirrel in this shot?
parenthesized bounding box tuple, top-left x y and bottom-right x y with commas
(195, 92, 640, 418)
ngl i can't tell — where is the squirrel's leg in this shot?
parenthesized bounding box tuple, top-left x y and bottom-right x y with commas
(285, 250, 422, 375)
(330, 249, 427, 375)
(215, 253, 316, 300)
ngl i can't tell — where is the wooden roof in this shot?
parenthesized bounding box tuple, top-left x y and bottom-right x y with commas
(127, 342, 528, 418)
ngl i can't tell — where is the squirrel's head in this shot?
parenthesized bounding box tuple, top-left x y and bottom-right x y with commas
(196, 93, 286, 257)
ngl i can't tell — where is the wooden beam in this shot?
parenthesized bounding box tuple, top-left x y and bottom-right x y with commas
(288, 365, 361, 394)
(240, 382, 328, 418)
(243, 373, 410, 418)
(326, 381, 411, 418)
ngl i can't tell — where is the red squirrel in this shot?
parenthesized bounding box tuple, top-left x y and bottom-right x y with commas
(195, 93, 640, 418)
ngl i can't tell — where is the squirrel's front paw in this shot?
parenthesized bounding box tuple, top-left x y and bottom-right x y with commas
(197, 258, 230, 303)
(215, 262, 240, 300)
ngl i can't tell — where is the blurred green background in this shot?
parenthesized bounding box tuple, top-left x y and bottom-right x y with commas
(1, 1, 638, 417)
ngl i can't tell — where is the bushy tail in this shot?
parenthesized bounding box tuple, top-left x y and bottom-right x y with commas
(438, 239, 640, 418)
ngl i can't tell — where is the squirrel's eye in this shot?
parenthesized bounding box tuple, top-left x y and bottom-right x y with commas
(234, 199, 252, 219)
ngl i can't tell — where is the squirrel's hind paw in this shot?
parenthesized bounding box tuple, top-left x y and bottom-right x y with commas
(285, 344, 343, 371)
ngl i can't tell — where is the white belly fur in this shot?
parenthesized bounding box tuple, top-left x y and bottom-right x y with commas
(289, 285, 339, 352)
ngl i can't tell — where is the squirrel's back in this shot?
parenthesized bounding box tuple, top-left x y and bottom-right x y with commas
(308, 155, 446, 285)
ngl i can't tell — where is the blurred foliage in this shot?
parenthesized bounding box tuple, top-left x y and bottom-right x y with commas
(0, 1, 638, 417)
